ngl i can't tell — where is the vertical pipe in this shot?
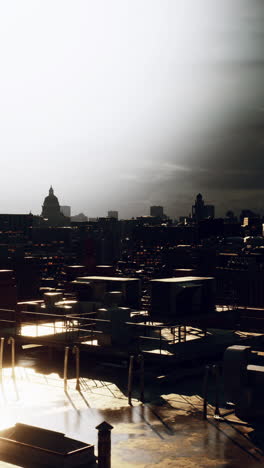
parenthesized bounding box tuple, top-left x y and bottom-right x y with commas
(74, 346, 80, 391)
(12, 338, 15, 379)
(15, 307, 21, 336)
(213, 365, 221, 418)
(203, 365, 210, 420)
(128, 355, 134, 405)
(159, 329, 162, 354)
(91, 324, 94, 345)
(64, 346, 70, 392)
(0, 338, 4, 383)
(139, 354, 145, 403)
(8, 338, 16, 380)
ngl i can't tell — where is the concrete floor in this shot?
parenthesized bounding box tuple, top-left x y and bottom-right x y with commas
(0, 355, 263, 468)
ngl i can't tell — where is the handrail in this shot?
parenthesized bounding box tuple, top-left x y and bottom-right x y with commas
(0, 308, 16, 313)
(125, 322, 175, 329)
(0, 319, 16, 324)
(20, 311, 69, 318)
(65, 444, 94, 456)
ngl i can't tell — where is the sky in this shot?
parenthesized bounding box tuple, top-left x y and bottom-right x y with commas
(0, 1, 263, 218)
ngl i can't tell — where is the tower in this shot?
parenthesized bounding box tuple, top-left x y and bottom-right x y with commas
(192, 194, 215, 222)
(150, 206, 164, 218)
(192, 193, 205, 223)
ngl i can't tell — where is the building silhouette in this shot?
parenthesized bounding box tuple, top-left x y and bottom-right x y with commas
(71, 213, 88, 222)
(41, 186, 69, 226)
(150, 206, 164, 218)
(60, 205, 71, 217)
(192, 194, 215, 222)
(108, 211, 118, 220)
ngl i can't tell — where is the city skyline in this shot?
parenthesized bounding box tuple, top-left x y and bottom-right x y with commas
(0, 184, 263, 220)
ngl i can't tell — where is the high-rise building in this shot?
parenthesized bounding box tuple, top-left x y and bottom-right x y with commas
(60, 205, 71, 217)
(192, 194, 215, 222)
(192, 194, 205, 222)
(108, 211, 118, 220)
(150, 206, 164, 218)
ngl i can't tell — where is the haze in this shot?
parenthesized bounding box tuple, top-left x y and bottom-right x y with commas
(0, 1, 263, 218)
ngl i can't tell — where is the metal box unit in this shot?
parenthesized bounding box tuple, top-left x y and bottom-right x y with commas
(77, 276, 141, 309)
(150, 276, 215, 320)
(97, 306, 131, 346)
(0, 423, 95, 467)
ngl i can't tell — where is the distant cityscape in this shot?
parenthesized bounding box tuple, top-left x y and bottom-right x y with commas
(25, 185, 264, 227)
(0, 185, 263, 310)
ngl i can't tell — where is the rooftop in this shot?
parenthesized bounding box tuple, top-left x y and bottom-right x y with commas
(0, 356, 262, 467)
(151, 276, 215, 283)
(77, 276, 139, 282)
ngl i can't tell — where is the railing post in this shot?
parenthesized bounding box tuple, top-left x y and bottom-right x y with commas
(73, 345, 80, 391)
(0, 338, 4, 383)
(63, 346, 70, 392)
(15, 307, 21, 336)
(128, 355, 134, 405)
(213, 364, 221, 418)
(203, 365, 210, 420)
(203, 364, 222, 420)
(91, 324, 94, 345)
(139, 354, 145, 403)
(96, 421, 113, 468)
(8, 337, 15, 380)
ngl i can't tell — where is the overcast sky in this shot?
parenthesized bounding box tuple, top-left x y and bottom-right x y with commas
(0, 1, 263, 218)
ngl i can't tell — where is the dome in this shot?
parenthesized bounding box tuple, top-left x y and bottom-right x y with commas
(42, 186, 61, 217)
(43, 192, 59, 206)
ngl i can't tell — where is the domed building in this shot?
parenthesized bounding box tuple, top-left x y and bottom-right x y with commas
(41, 186, 69, 226)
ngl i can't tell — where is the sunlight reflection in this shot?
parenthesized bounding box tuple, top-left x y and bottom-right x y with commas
(0, 363, 128, 433)
(21, 321, 67, 337)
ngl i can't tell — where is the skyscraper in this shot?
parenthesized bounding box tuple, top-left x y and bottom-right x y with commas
(150, 206, 164, 218)
(108, 211, 118, 220)
(60, 205, 71, 217)
(192, 194, 215, 222)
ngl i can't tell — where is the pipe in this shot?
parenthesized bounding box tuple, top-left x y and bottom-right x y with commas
(213, 364, 221, 418)
(139, 354, 145, 403)
(0, 338, 4, 383)
(128, 355, 134, 405)
(73, 345, 80, 391)
(203, 365, 210, 420)
(64, 346, 70, 392)
(8, 337, 15, 380)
